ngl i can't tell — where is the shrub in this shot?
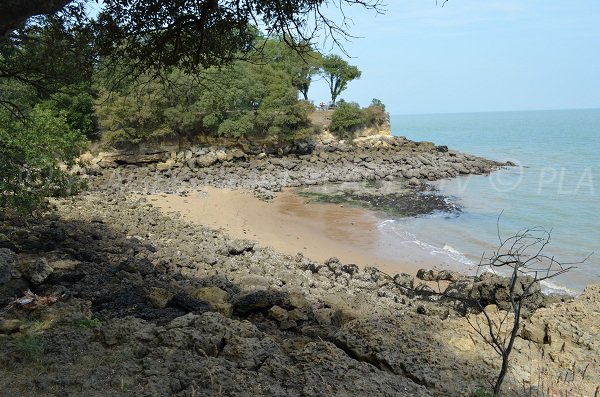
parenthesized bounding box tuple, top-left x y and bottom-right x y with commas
(329, 101, 365, 139)
(0, 107, 87, 213)
(363, 98, 389, 128)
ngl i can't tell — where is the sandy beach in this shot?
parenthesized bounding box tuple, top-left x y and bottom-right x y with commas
(148, 187, 420, 276)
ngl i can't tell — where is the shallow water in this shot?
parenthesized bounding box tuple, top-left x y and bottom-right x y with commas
(388, 109, 600, 293)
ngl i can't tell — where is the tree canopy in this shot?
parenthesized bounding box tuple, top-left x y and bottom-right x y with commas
(321, 54, 361, 105)
(2, 0, 383, 74)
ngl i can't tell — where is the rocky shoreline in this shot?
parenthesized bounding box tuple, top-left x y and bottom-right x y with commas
(84, 134, 511, 200)
(1, 135, 598, 396)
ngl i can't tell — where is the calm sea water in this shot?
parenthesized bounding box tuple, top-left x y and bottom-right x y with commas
(387, 109, 600, 293)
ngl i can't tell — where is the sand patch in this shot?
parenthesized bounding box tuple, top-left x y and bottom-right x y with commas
(147, 187, 417, 276)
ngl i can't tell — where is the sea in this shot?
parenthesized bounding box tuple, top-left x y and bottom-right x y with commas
(384, 108, 600, 294)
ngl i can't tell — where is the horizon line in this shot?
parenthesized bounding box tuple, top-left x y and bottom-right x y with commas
(390, 106, 600, 117)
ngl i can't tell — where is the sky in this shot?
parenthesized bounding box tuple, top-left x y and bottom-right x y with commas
(307, 0, 600, 115)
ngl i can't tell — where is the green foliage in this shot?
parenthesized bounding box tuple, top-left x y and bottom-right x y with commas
(329, 99, 389, 139)
(472, 385, 493, 397)
(262, 39, 322, 100)
(16, 335, 44, 360)
(96, 44, 316, 145)
(0, 106, 87, 213)
(37, 84, 97, 139)
(79, 318, 101, 328)
(363, 98, 389, 127)
(329, 101, 365, 139)
(321, 55, 361, 104)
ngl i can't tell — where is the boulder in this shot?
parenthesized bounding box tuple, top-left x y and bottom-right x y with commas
(232, 290, 287, 317)
(196, 153, 219, 167)
(24, 257, 54, 285)
(146, 287, 173, 309)
(0, 248, 19, 284)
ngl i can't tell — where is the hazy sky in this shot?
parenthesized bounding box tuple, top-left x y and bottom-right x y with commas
(307, 0, 600, 115)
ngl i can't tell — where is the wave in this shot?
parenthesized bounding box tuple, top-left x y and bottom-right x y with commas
(379, 220, 474, 266)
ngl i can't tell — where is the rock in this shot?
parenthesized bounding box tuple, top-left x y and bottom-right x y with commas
(521, 321, 550, 345)
(408, 177, 420, 186)
(146, 287, 173, 309)
(393, 273, 414, 291)
(232, 290, 287, 317)
(156, 159, 176, 171)
(196, 153, 218, 167)
(189, 287, 232, 317)
(0, 278, 30, 307)
(223, 240, 255, 256)
(187, 286, 230, 304)
(416, 269, 436, 281)
(48, 259, 80, 272)
(279, 320, 297, 330)
(314, 308, 335, 326)
(414, 283, 435, 297)
(437, 270, 461, 282)
(268, 305, 288, 322)
(167, 293, 212, 314)
(0, 318, 22, 334)
(0, 248, 19, 283)
(287, 308, 308, 322)
(24, 257, 53, 285)
(236, 274, 270, 290)
(186, 158, 197, 169)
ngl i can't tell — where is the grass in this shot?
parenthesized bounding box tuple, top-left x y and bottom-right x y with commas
(472, 386, 493, 397)
(16, 335, 44, 360)
(78, 318, 101, 328)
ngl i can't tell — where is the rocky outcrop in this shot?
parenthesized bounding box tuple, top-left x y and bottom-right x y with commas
(85, 135, 509, 199)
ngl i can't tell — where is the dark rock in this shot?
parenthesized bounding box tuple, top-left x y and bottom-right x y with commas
(167, 293, 213, 314)
(0, 278, 30, 307)
(416, 269, 436, 281)
(393, 273, 414, 291)
(223, 240, 255, 256)
(232, 290, 287, 317)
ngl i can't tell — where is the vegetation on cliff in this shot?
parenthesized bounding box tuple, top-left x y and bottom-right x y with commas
(330, 99, 389, 139)
(0, 1, 381, 212)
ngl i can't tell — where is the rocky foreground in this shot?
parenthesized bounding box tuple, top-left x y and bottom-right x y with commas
(0, 194, 598, 396)
(1, 136, 598, 396)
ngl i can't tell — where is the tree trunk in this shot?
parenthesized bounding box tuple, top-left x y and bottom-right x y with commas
(1, 0, 73, 36)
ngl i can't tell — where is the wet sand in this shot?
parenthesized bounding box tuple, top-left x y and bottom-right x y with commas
(148, 187, 419, 276)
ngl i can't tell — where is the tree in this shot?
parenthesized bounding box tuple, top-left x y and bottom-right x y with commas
(321, 54, 361, 105)
(443, 225, 582, 396)
(0, 106, 87, 213)
(96, 48, 315, 145)
(2, 0, 383, 75)
(261, 38, 322, 101)
(329, 101, 364, 139)
(0, 8, 94, 212)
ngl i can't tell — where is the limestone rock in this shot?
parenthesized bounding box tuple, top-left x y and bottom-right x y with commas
(24, 257, 53, 285)
(0, 248, 19, 283)
(268, 305, 289, 322)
